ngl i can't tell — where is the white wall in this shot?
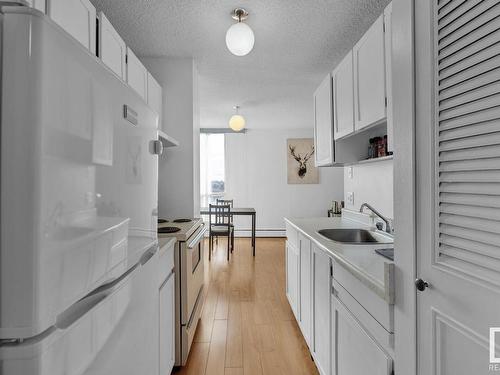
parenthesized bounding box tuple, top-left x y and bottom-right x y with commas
(141, 57, 199, 218)
(343, 159, 393, 218)
(225, 128, 344, 235)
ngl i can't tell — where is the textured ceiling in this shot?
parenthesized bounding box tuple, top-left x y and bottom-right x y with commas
(90, 0, 390, 129)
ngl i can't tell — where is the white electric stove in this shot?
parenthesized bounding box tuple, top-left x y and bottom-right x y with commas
(157, 217, 206, 366)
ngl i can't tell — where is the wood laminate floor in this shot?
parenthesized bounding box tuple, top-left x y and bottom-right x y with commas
(174, 237, 319, 375)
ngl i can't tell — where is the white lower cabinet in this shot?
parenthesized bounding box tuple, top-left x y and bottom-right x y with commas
(312, 244, 331, 375)
(286, 241, 300, 320)
(331, 295, 393, 375)
(298, 234, 312, 347)
(286, 222, 394, 375)
(159, 272, 175, 375)
(158, 240, 175, 375)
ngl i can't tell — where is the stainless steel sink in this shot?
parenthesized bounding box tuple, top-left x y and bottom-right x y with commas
(317, 229, 393, 244)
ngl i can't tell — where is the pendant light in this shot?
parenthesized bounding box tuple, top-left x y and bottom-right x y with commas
(229, 106, 246, 132)
(225, 8, 255, 56)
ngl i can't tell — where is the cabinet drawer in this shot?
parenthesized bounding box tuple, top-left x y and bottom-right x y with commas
(332, 278, 393, 354)
(332, 294, 393, 375)
(332, 260, 393, 333)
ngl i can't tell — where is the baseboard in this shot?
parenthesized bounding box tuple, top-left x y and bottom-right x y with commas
(234, 229, 286, 238)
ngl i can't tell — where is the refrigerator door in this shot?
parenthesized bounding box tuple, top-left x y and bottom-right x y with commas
(0, 246, 159, 375)
(0, 7, 158, 339)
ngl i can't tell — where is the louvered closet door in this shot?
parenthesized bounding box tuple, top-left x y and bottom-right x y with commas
(415, 1, 500, 374)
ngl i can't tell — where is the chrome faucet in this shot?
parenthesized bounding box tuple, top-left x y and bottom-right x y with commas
(359, 203, 393, 234)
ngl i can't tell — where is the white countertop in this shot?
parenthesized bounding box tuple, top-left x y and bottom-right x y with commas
(284, 215, 394, 303)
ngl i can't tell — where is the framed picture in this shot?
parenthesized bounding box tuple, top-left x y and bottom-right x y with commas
(287, 138, 319, 184)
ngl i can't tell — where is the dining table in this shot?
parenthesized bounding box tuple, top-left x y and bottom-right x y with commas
(200, 207, 256, 256)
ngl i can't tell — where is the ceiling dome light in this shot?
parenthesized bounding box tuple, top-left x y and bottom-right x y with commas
(225, 8, 255, 57)
(229, 106, 246, 131)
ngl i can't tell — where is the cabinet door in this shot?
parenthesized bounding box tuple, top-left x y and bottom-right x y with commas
(286, 241, 299, 320)
(147, 72, 162, 128)
(126, 47, 148, 100)
(299, 234, 312, 347)
(159, 272, 175, 375)
(98, 12, 127, 80)
(353, 14, 386, 131)
(47, 0, 96, 53)
(331, 295, 392, 375)
(333, 51, 355, 140)
(384, 3, 393, 153)
(312, 245, 331, 375)
(313, 73, 334, 166)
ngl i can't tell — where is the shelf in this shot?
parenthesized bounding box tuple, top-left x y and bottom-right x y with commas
(344, 155, 393, 166)
(158, 130, 179, 148)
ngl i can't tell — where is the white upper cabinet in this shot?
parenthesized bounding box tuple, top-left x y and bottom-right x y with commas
(47, 0, 96, 53)
(126, 47, 148, 100)
(353, 14, 386, 131)
(98, 12, 126, 80)
(147, 72, 162, 127)
(314, 73, 334, 167)
(384, 3, 393, 153)
(333, 51, 355, 140)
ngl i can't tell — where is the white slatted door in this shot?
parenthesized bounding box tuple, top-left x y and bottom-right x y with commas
(416, 1, 500, 374)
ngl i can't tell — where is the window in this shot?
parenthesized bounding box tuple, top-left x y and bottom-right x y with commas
(200, 133, 225, 207)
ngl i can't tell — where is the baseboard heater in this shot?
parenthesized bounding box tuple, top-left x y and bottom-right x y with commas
(234, 229, 286, 238)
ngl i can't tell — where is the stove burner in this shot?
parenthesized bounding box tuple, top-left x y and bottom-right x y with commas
(173, 218, 192, 223)
(158, 219, 169, 224)
(158, 226, 181, 234)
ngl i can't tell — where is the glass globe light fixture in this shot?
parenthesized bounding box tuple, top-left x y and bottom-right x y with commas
(229, 106, 246, 132)
(225, 8, 255, 57)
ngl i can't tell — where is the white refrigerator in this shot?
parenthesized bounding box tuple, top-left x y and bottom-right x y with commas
(0, 5, 161, 375)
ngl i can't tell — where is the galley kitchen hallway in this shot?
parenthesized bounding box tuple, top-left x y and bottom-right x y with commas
(175, 238, 319, 375)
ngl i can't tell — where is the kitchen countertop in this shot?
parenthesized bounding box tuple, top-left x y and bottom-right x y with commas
(284, 215, 395, 304)
(159, 236, 176, 249)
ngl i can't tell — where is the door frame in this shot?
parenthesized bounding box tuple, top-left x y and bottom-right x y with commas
(392, 0, 417, 374)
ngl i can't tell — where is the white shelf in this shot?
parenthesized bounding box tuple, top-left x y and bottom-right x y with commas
(158, 130, 179, 148)
(345, 155, 393, 166)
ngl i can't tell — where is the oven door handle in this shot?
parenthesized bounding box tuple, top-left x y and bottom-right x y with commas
(187, 224, 206, 249)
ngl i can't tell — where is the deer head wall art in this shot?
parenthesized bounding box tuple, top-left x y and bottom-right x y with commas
(287, 138, 319, 184)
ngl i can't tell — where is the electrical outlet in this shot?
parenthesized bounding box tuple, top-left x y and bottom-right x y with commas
(347, 192, 354, 205)
(348, 166, 353, 179)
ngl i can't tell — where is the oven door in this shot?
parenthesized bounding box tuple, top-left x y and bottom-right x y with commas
(180, 224, 206, 326)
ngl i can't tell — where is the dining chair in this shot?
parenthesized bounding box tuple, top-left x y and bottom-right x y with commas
(208, 204, 234, 261)
(215, 199, 234, 245)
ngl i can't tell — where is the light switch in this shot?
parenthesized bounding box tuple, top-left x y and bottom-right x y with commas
(348, 167, 353, 179)
(347, 192, 354, 205)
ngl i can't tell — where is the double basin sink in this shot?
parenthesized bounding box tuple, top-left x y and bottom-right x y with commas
(317, 228, 393, 244)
